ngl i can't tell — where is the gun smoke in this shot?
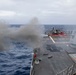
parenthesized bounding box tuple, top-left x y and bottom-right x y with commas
(0, 18, 44, 51)
(0, 22, 10, 51)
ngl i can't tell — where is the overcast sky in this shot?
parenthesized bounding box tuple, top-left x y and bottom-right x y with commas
(0, 0, 76, 24)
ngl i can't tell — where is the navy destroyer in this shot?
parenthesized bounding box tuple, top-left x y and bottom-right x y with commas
(30, 27, 76, 75)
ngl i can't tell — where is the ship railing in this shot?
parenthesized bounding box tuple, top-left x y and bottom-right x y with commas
(30, 65, 35, 75)
(30, 52, 36, 75)
(30, 53, 34, 75)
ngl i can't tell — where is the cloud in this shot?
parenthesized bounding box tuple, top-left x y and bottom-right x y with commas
(0, 10, 16, 17)
(0, 0, 76, 24)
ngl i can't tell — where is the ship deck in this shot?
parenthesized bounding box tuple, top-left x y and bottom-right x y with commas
(31, 36, 76, 75)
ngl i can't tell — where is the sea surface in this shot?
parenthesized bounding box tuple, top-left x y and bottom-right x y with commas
(0, 25, 33, 75)
(0, 25, 76, 75)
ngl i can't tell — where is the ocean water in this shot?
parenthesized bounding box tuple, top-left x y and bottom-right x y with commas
(0, 25, 33, 75)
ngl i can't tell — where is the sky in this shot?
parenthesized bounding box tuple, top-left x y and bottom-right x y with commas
(0, 0, 76, 24)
